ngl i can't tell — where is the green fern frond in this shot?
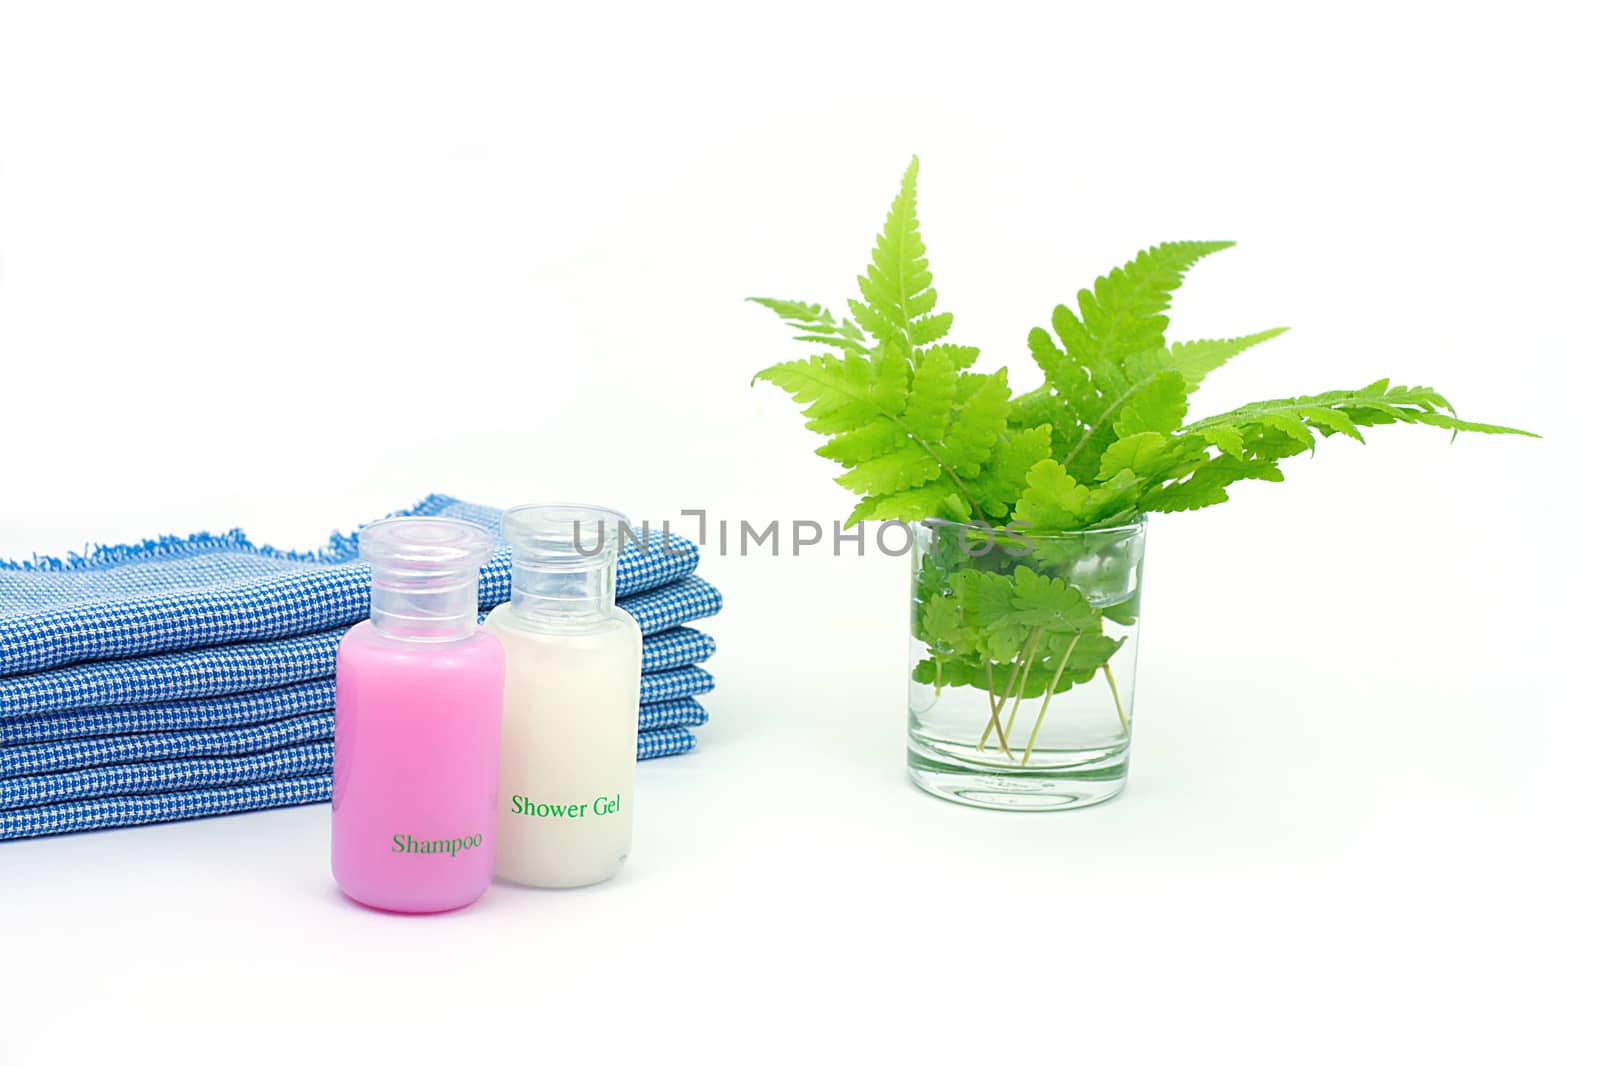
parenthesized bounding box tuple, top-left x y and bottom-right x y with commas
(847, 157, 953, 357)
(754, 350, 1014, 524)
(1130, 382, 1536, 513)
(1053, 241, 1234, 369)
(1024, 242, 1232, 481)
(1139, 452, 1286, 513)
(968, 425, 1054, 519)
(1180, 382, 1538, 441)
(748, 297, 869, 355)
(751, 161, 1533, 542)
(1170, 328, 1288, 392)
(847, 485, 967, 526)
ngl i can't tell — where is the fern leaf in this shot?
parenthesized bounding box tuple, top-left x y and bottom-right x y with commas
(1054, 241, 1234, 370)
(1097, 432, 1171, 480)
(922, 343, 980, 370)
(755, 350, 1013, 524)
(1111, 370, 1188, 437)
(834, 446, 942, 495)
(1180, 383, 1538, 441)
(969, 425, 1053, 519)
(1029, 242, 1232, 481)
(814, 421, 902, 465)
(938, 370, 1011, 478)
(1201, 424, 1247, 457)
(756, 162, 1537, 544)
(1082, 468, 1143, 525)
(1126, 383, 1535, 515)
(846, 157, 953, 356)
(747, 298, 869, 355)
(754, 353, 878, 435)
(1139, 453, 1285, 513)
(871, 342, 911, 416)
(1012, 459, 1090, 529)
(847, 485, 968, 526)
(1170, 328, 1288, 392)
(902, 347, 958, 440)
(752, 161, 1011, 526)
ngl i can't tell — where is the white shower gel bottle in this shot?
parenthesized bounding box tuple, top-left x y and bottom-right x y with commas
(486, 504, 642, 888)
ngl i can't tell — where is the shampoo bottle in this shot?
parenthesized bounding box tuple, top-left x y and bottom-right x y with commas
(332, 517, 504, 913)
(488, 504, 643, 888)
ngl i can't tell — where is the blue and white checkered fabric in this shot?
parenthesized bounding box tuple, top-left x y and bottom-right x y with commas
(635, 697, 710, 733)
(638, 666, 714, 706)
(0, 578, 722, 719)
(0, 725, 699, 840)
(636, 726, 697, 760)
(0, 495, 701, 676)
(2, 678, 337, 745)
(0, 496, 719, 841)
(639, 627, 717, 673)
(2, 713, 331, 779)
(1, 695, 711, 780)
(1, 741, 336, 810)
(1, 776, 333, 840)
(0, 701, 710, 811)
(0, 628, 716, 745)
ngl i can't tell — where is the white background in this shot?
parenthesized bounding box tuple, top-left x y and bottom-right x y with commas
(1, 1, 1595, 1062)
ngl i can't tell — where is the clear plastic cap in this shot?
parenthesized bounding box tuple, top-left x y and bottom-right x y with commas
(360, 517, 493, 641)
(502, 503, 628, 629)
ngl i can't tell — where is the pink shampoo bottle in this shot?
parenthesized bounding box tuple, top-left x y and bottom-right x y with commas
(332, 517, 505, 913)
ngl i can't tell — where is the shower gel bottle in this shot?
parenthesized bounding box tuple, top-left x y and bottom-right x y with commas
(488, 504, 642, 888)
(332, 517, 504, 913)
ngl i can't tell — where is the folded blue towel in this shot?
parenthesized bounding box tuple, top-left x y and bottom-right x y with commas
(640, 666, 715, 706)
(3, 678, 337, 745)
(0, 631, 716, 745)
(1, 776, 332, 841)
(0, 693, 712, 781)
(0, 495, 701, 676)
(0, 725, 699, 840)
(636, 697, 709, 732)
(0, 699, 709, 809)
(0, 578, 722, 719)
(2, 741, 335, 810)
(0, 495, 720, 842)
(639, 626, 719, 673)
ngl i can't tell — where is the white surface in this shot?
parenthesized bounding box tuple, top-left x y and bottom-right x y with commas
(0, 2, 1595, 1062)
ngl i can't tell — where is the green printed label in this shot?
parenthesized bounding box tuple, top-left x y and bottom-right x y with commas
(391, 832, 483, 857)
(509, 794, 622, 819)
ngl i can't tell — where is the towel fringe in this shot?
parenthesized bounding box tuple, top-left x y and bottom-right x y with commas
(0, 494, 458, 573)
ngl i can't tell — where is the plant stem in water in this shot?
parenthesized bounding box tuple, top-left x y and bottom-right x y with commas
(977, 631, 1035, 752)
(1000, 627, 1046, 745)
(980, 661, 1013, 758)
(1103, 664, 1130, 736)
(1021, 632, 1081, 766)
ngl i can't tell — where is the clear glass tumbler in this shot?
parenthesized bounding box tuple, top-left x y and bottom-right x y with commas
(906, 517, 1147, 811)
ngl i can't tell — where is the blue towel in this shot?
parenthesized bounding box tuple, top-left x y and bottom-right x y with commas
(0, 631, 715, 745)
(0, 495, 701, 676)
(2, 742, 336, 810)
(0, 495, 719, 842)
(0, 579, 722, 719)
(0, 698, 709, 805)
(0, 694, 712, 781)
(0, 725, 699, 840)
(640, 665, 715, 705)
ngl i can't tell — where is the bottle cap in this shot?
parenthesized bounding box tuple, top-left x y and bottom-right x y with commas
(360, 517, 493, 640)
(502, 503, 628, 627)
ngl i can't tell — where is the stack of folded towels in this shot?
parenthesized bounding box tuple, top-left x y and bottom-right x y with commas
(0, 496, 720, 841)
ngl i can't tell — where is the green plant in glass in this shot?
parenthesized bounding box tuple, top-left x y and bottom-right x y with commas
(751, 158, 1534, 808)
